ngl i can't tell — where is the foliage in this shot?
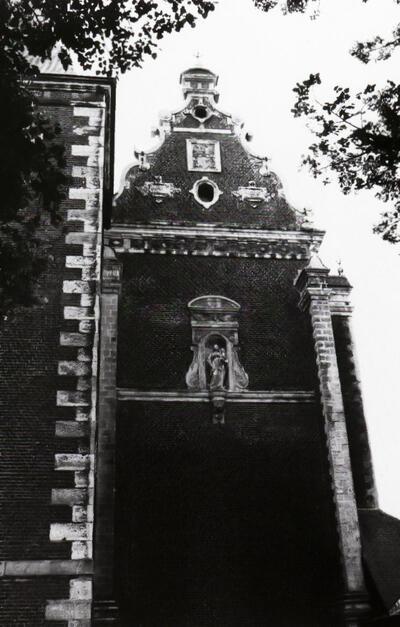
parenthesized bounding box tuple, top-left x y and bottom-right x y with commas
(252, 0, 319, 16)
(254, 0, 400, 242)
(292, 77, 400, 242)
(0, 0, 215, 314)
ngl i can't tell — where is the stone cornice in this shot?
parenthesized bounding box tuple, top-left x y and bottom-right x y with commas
(30, 74, 116, 89)
(117, 389, 316, 403)
(106, 224, 324, 259)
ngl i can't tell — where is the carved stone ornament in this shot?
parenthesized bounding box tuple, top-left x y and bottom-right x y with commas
(186, 138, 221, 172)
(232, 181, 273, 207)
(134, 150, 150, 171)
(185, 295, 249, 392)
(136, 176, 181, 204)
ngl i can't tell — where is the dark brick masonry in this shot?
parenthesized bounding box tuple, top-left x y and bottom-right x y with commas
(114, 130, 299, 229)
(115, 401, 340, 627)
(0, 75, 115, 625)
(117, 254, 318, 391)
(0, 578, 69, 627)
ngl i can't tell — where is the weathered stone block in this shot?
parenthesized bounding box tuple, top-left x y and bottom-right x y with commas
(58, 361, 91, 377)
(63, 280, 93, 294)
(45, 599, 91, 620)
(57, 391, 90, 407)
(73, 506, 88, 523)
(66, 232, 98, 246)
(60, 332, 90, 347)
(80, 294, 95, 307)
(72, 540, 90, 559)
(55, 454, 90, 471)
(70, 577, 92, 600)
(50, 522, 91, 542)
(66, 255, 96, 268)
(51, 488, 89, 506)
(79, 320, 94, 333)
(64, 306, 95, 320)
(55, 421, 89, 438)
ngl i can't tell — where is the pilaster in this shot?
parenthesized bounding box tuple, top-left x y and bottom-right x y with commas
(328, 277, 378, 509)
(295, 258, 370, 624)
(92, 247, 122, 624)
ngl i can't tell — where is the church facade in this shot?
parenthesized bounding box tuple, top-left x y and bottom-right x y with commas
(1, 64, 400, 625)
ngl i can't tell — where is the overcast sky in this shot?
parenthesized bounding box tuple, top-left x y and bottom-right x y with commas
(113, 0, 400, 517)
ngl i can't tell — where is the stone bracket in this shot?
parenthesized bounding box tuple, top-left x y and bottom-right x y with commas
(210, 390, 226, 425)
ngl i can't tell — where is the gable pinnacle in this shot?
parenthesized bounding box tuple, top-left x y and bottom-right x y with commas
(179, 62, 219, 102)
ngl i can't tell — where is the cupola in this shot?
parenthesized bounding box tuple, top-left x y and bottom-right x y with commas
(179, 63, 219, 103)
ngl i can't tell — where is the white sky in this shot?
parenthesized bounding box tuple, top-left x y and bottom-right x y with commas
(114, 0, 400, 517)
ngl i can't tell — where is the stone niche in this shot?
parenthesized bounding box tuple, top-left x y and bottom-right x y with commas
(185, 295, 249, 392)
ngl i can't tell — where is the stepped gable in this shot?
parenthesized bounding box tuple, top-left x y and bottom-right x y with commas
(113, 64, 305, 230)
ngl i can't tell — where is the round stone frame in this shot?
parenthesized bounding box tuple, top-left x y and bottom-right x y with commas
(189, 177, 223, 209)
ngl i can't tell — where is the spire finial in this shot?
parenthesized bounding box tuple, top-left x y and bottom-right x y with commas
(307, 240, 328, 271)
(194, 50, 204, 66)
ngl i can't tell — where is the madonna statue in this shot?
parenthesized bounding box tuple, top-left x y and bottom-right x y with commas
(207, 345, 228, 391)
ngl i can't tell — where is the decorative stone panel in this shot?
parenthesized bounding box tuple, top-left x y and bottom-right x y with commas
(186, 138, 221, 172)
(232, 182, 273, 206)
(136, 176, 181, 203)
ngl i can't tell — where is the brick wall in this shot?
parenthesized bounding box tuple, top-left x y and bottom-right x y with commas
(113, 131, 298, 228)
(0, 578, 69, 627)
(115, 400, 340, 626)
(0, 75, 114, 625)
(117, 255, 318, 391)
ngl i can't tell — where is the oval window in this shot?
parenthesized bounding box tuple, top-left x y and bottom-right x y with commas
(197, 181, 215, 203)
(189, 177, 223, 208)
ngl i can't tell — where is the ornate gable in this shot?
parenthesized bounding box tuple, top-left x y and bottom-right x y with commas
(113, 64, 309, 231)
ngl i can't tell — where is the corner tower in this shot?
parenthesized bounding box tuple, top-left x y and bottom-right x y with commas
(95, 65, 387, 626)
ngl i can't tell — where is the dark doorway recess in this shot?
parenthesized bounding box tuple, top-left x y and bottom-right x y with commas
(114, 402, 340, 627)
